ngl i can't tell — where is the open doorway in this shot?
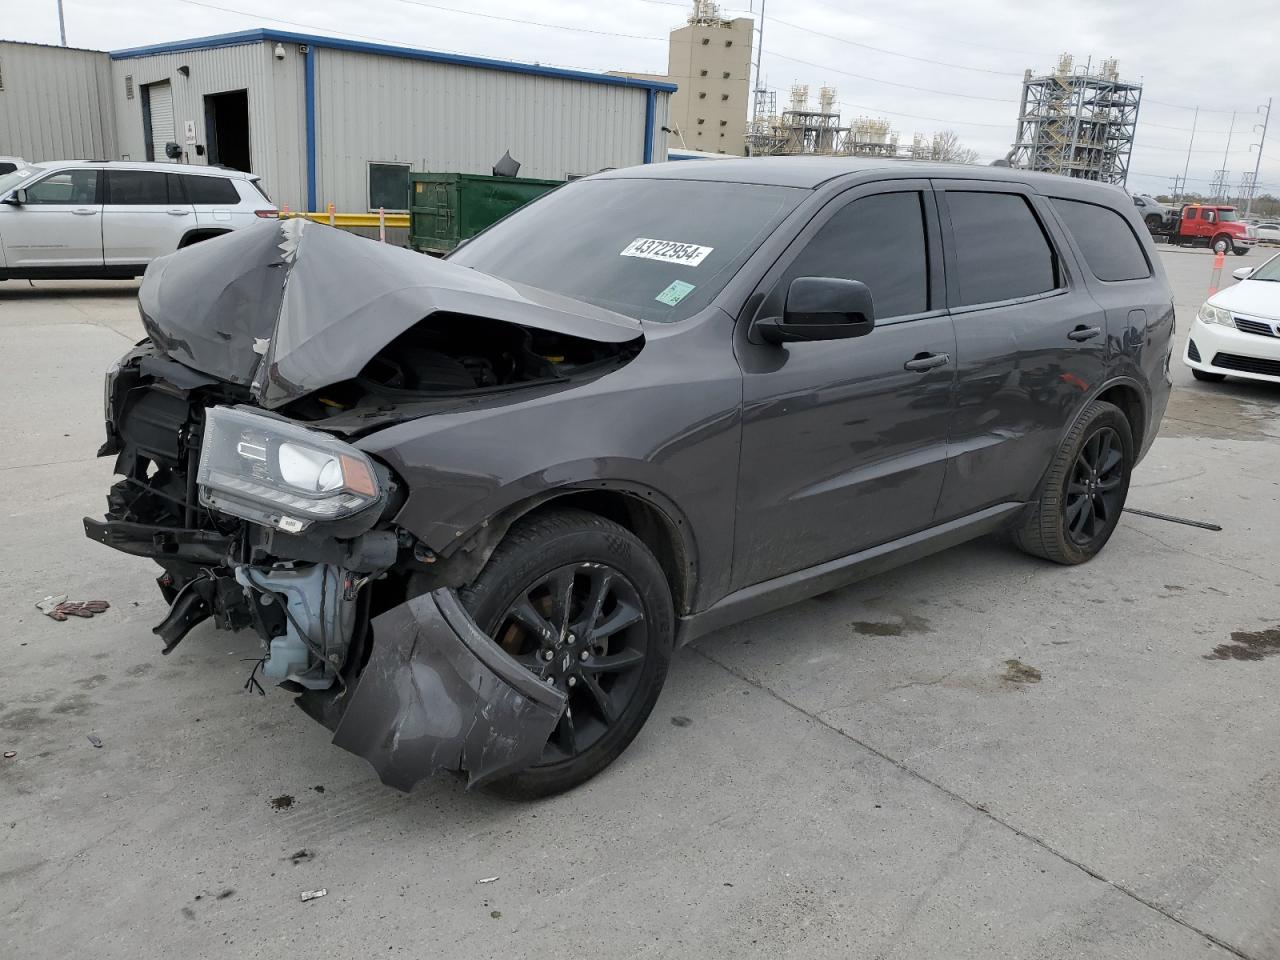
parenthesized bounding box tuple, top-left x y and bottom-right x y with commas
(203, 90, 251, 171)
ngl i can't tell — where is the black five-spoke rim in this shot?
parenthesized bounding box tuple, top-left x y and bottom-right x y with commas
(493, 563, 648, 764)
(1065, 426, 1125, 546)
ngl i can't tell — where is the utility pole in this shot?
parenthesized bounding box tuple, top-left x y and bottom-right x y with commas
(1212, 111, 1236, 202)
(1244, 97, 1271, 218)
(1179, 106, 1199, 206)
(1169, 174, 1185, 200)
(56, 0, 66, 46)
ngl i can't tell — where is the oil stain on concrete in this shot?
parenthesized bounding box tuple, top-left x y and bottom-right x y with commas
(1001, 659, 1042, 685)
(1204, 627, 1280, 661)
(851, 613, 932, 637)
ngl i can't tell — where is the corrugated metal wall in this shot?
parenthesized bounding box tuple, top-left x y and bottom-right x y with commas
(109, 41, 308, 208)
(313, 48, 665, 211)
(0, 42, 116, 161)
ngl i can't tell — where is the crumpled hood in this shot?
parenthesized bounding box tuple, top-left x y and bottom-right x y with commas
(138, 218, 642, 408)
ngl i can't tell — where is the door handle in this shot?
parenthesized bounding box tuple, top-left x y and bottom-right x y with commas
(1067, 326, 1102, 342)
(167, 208, 191, 216)
(71, 208, 97, 216)
(903, 352, 950, 372)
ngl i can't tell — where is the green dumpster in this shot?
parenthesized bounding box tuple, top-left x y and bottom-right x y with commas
(409, 172, 561, 255)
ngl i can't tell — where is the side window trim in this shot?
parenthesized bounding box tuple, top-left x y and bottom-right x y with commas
(743, 179, 945, 330)
(932, 179, 1070, 312)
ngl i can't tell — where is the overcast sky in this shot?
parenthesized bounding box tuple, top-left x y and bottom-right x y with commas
(12, 0, 1277, 195)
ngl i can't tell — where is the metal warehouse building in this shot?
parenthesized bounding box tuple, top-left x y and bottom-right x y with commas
(0, 31, 674, 212)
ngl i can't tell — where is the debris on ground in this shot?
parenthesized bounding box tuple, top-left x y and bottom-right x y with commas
(3, 751, 15, 759)
(86, 734, 103, 748)
(36, 596, 111, 621)
(312, 785, 325, 794)
(289, 849, 313, 865)
(670, 716, 693, 727)
(269, 794, 295, 810)
(476, 876, 499, 884)
(490, 910, 502, 919)
(300, 888, 327, 902)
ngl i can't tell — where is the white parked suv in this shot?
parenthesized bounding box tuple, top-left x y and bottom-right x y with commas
(0, 161, 277, 280)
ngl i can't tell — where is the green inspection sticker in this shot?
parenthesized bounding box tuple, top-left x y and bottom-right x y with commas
(655, 279, 696, 306)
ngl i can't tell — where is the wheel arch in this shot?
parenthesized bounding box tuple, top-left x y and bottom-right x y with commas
(1092, 379, 1148, 454)
(177, 228, 232, 248)
(433, 483, 699, 617)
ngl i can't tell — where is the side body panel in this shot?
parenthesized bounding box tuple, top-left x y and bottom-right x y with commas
(933, 179, 1108, 520)
(356, 310, 743, 612)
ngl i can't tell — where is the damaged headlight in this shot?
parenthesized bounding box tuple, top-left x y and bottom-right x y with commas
(196, 406, 380, 533)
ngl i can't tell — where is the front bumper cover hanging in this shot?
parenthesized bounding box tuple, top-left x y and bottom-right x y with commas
(331, 588, 567, 790)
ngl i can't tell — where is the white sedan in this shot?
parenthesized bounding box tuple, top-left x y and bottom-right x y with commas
(1185, 251, 1280, 384)
(1254, 221, 1280, 244)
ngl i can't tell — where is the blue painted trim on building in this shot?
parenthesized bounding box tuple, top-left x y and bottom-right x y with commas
(110, 29, 678, 93)
(304, 45, 317, 212)
(643, 89, 656, 164)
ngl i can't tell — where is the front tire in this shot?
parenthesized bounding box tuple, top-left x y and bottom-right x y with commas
(1015, 401, 1133, 565)
(1212, 234, 1233, 255)
(1192, 369, 1226, 382)
(459, 509, 674, 799)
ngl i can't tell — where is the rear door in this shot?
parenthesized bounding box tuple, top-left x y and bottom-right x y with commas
(731, 180, 956, 588)
(102, 169, 194, 266)
(0, 168, 103, 268)
(184, 173, 254, 231)
(933, 180, 1107, 521)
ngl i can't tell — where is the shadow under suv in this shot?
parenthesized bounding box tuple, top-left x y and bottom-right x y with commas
(87, 158, 1174, 797)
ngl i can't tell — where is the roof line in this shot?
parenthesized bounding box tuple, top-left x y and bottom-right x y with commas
(108, 28, 678, 92)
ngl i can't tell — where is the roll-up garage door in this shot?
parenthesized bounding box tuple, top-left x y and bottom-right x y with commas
(147, 82, 175, 162)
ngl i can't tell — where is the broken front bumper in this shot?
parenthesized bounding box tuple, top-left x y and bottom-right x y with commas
(331, 588, 567, 790)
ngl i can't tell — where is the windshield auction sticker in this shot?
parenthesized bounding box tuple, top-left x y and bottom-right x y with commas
(620, 238, 714, 267)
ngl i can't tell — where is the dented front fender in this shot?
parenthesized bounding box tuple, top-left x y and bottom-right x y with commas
(331, 589, 566, 790)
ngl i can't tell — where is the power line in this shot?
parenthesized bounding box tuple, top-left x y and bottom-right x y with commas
(765, 49, 1019, 103)
(387, 0, 667, 41)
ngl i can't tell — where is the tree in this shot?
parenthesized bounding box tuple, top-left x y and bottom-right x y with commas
(930, 130, 980, 165)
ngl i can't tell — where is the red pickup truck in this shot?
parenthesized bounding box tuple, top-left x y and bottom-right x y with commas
(1154, 204, 1257, 255)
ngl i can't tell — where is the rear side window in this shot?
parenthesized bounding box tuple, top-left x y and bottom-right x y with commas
(945, 191, 1058, 306)
(783, 191, 930, 319)
(1051, 198, 1150, 282)
(1185, 208, 1197, 219)
(0, 162, 16, 175)
(107, 170, 169, 204)
(182, 175, 240, 204)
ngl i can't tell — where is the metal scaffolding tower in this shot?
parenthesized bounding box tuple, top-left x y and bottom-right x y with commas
(1009, 54, 1142, 184)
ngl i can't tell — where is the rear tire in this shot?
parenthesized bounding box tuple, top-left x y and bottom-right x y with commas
(459, 509, 674, 799)
(1192, 369, 1226, 382)
(1015, 401, 1133, 565)
(1233, 246, 1249, 256)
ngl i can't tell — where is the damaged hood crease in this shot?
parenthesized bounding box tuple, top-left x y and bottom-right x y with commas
(139, 219, 642, 409)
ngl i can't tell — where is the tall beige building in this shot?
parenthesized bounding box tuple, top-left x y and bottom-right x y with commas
(613, 1, 753, 155)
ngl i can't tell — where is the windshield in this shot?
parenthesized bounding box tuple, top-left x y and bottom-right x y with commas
(449, 177, 806, 322)
(0, 165, 43, 196)
(1217, 209, 1240, 222)
(1249, 253, 1280, 281)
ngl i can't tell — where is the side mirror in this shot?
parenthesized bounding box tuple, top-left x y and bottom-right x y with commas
(2, 188, 26, 206)
(1232, 266, 1254, 281)
(755, 277, 875, 345)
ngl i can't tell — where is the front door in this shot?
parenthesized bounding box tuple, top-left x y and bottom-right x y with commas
(731, 182, 956, 589)
(932, 181, 1108, 521)
(0, 168, 103, 268)
(102, 169, 194, 267)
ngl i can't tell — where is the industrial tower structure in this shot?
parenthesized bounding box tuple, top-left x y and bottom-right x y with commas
(745, 85, 900, 157)
(1009, 55, 1142, 184)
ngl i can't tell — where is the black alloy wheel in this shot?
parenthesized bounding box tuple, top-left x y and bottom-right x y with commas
(493, 561, 649, 762)
(1063, 426, 1125, 546)
(459, 509, 673, 798)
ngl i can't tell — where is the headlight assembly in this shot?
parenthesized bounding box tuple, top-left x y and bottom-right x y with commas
(196, 406, 381, 533)
(1197, 301, 1235, 328)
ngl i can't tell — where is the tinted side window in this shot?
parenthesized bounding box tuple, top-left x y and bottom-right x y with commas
(1051, 198, 1150, 282)
(183, 175, 240, 204)
(1184, 208, 1197, 219)
(107, 170, 169, 205)
(783, 191, 929, 319)
(0, 162, 16, 175)
(945, 191, 1057, 306)
(26, 170, 99, 204)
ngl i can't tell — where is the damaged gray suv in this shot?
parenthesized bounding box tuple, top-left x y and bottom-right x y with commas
(87, 158, 1174, 797)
